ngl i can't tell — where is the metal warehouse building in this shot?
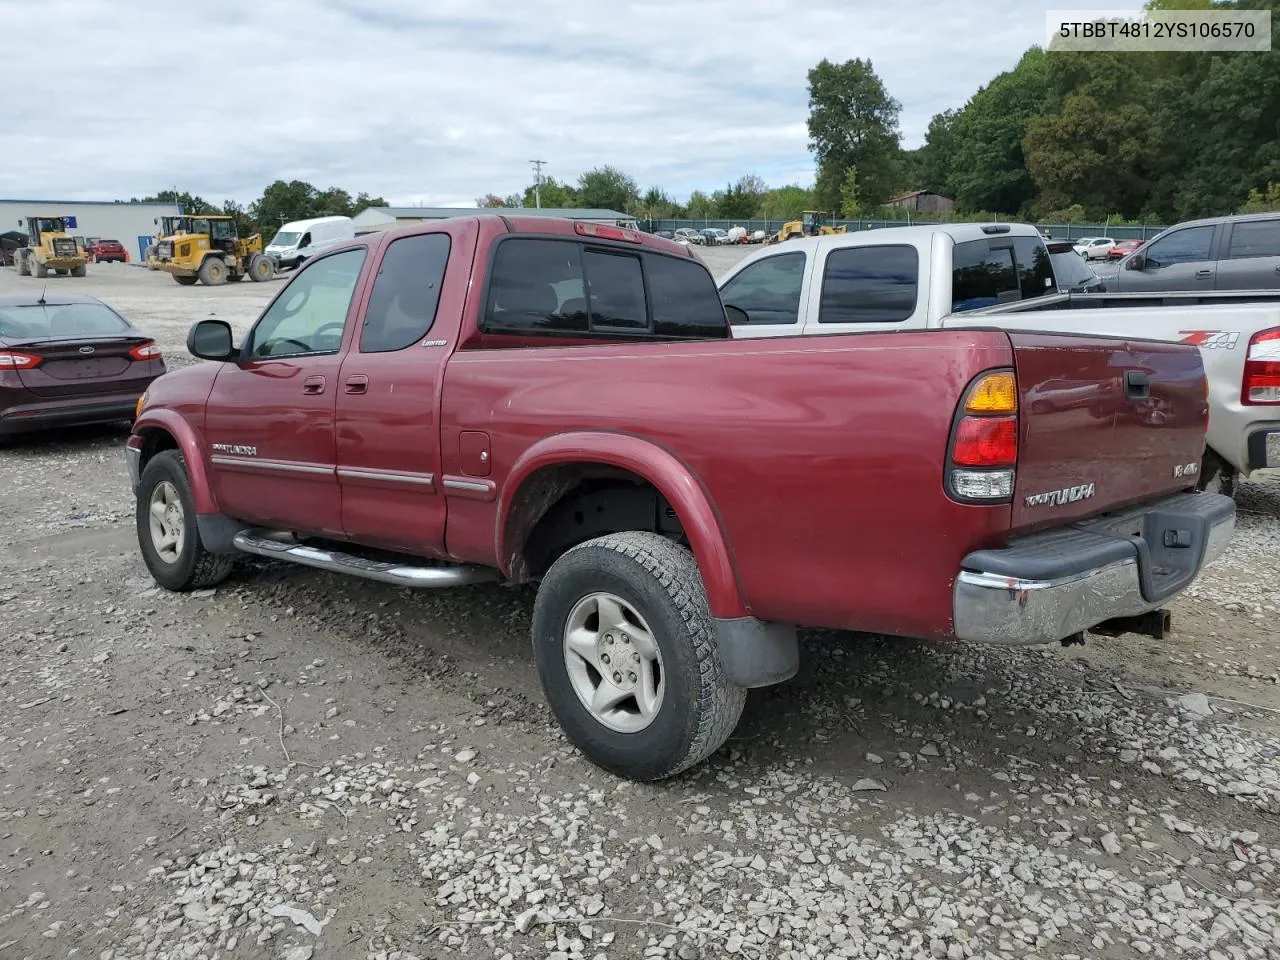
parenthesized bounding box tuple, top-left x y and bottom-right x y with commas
(0, 199, 181, 262)
(352, 205, 637, 234)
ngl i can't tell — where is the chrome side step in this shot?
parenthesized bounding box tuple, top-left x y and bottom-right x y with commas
(231, 531, 499, 588)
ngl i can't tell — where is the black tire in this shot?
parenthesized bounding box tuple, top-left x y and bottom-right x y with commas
(531, 531, 746, 781)
(71, 264, 87, 278)
(1197, 450, 1237, 499)
(199, 257, 227, 286)
(33, 259, 48, 279)
(136, 450, 235, 591)
(173, 275, 198, 286)
(247, 253, 275, 282)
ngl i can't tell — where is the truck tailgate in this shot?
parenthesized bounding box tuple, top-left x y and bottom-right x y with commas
(1008, 331, 1208, 531)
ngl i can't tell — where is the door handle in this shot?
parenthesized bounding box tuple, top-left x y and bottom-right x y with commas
(344, 375, 369, 395)
(1195, 269, 1212, 279)
(1124, 370, 1151, 401)
(302, 375, 326, 395)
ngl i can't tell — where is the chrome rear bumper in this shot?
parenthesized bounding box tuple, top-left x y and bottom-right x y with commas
(953, 492, 1235, 645)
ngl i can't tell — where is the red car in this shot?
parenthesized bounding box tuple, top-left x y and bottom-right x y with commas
(126, 215, 1228, 781)
(0, 291, 165, 438)
(86, 238, 128, 263)
(1107, 239, 1143, 260)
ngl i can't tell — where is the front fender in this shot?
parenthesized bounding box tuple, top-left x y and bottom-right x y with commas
(499, 431, 748, 620)
(132, 409, 218, 515)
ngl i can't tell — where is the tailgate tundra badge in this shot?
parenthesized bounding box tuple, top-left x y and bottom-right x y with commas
(1024, 482, 1096, 508)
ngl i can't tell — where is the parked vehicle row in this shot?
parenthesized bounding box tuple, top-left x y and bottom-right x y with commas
(117, 214, 1234, 782)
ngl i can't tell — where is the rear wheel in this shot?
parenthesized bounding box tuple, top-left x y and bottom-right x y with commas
(531, 531, 746, 781)
(247, 253, 275, 282)
(199, 257, 227, 286)
(33, 259, 48, 279)
(136, 451, 235, 591)
(1198, 450, 1237, 499)
(16, 252, 29, 276)
(71, 264, 87, 278)
(173, 275, 198, 286)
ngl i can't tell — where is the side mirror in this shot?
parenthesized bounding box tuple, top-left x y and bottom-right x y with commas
(1126, 255, 1146, 271)
(187, 319, 237, 361)
(724, 304, 750, 326)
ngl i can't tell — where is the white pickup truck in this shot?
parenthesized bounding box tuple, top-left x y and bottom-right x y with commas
(717, 222, 1280, 496)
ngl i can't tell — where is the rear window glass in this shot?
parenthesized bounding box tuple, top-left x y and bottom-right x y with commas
(818, 245, 918, 323)
(1012, 236, 1056, 300)
(645, 255, 727, 338)
(1227, 219, 1280, 259)
(951, 235, 1056, 313)
(484, 238, 727, 340)
(0, 302, 130, 340)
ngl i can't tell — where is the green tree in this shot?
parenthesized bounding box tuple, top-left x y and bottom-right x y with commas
(806, 57, 902, 211)
(136, 189, 218, 214)
(917, 109, 958, 195)
(249, 180, 320, 232)
(757, 185, 815, 220)
(521, 175, 578, 208)
(713, 174, 768, 219)
(839, 167, 861, 217)
(577, 165, 640, 212)
(476, 194, 507, 207)
(945, 47, 1050, 214)
(685, 190, 716, 219)
(637, 187, 682, 219)
(1240, 183, 1280, 212)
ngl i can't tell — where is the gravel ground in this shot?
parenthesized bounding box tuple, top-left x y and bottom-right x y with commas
(1, 257, 1279, 960)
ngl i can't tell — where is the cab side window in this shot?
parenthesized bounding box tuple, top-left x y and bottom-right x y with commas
(249, 247, 367, 358)
(718, 252, 806, 325)
(1144, 226, 1214, 267)
(360, 233, 451, 353)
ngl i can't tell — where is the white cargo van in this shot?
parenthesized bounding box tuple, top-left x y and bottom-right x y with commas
(265, 216, 355, 271)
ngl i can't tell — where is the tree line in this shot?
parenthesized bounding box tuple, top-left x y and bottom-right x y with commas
(130, 181, 388, 241)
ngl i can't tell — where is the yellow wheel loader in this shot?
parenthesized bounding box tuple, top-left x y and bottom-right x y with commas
(150, 215, 275, 286)
(13, 216, 89, 278)
(765, 210, 848, 245)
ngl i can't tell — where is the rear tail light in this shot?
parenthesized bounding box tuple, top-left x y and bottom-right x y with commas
(128, 341, 162, 361)
(0, 350, 42, 370)
(1242, 328, 1280, 405)
(946, 369, 1018, 504)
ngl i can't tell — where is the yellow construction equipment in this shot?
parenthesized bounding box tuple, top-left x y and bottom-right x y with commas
(13, 216, 89, 278)
(150, 215, 275, 286)
(765, 210, 849, 245)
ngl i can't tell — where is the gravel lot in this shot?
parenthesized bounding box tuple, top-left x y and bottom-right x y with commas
(2, 254, 1279, 960)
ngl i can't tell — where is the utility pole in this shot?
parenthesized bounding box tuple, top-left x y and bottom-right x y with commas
(529, 160, 547, 208)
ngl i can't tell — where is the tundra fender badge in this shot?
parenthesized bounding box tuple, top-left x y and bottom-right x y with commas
(1024, 482, 1096, 508)
(1173, 461, 1199, 478)
(212, 443, 258, 456)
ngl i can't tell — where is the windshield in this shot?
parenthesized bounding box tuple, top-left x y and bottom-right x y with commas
(0, 303, 131, 341)
(270, 231, 302, 247)
(1050, 250, 1097, 288)
(36, 218, 66, 233)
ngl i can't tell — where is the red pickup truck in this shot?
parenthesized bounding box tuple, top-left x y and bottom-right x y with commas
(126, 215, 1234, 781)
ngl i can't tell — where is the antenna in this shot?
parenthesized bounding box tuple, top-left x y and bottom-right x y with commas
(529, 160, 547, 208)
(38, 285, 47, 305)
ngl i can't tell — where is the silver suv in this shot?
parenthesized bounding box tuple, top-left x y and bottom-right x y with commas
(1110, 212, 1280, 292)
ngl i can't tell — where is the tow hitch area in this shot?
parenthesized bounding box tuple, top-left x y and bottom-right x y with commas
(1090, 608, 1173, 641)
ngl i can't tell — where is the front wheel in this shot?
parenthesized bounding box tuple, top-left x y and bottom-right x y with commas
(173, 274, 198, 286)
(199, 257, 228, 286)
(247, 253, 275, 282)
(531, 531, 746, 781)
(136, 450, 235, 591)
(71, 264, 87, 278)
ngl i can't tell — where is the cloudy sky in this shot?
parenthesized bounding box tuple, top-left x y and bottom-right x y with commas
(1, 0, 1141, 208)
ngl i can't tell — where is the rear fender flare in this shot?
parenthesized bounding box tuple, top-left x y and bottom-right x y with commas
(133, 410, 218, 514)
(498, 432, 748, 619)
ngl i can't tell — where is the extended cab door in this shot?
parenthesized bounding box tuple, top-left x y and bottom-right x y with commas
(1114, 222, 1218, 291)
(203, 246, 369, 536)
(796, 236, 931, 334)
(1215, 216, 1280, 291)
(334, 221, 476, 554)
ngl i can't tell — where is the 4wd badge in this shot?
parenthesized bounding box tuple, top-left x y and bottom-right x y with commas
(1179, 330, 1240, 350)
(1174, 461, 1199, 478)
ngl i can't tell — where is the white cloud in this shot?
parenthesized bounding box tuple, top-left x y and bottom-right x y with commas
(0, 0, 1142, 207)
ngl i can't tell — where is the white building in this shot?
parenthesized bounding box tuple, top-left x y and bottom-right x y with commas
(352, 206, 638, 235)
(0, 199, 181, 262)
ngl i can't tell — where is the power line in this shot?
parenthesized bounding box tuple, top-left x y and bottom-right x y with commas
(529, 160, 547, 209)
